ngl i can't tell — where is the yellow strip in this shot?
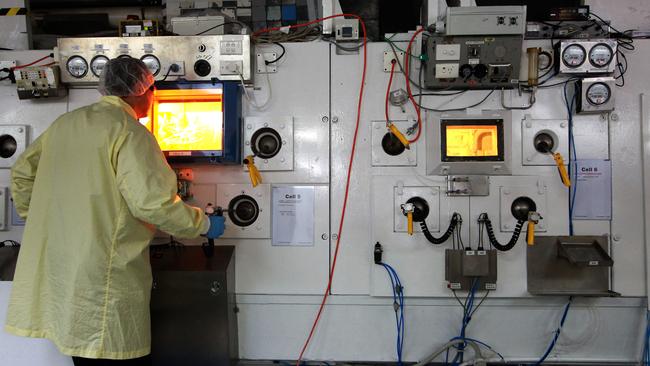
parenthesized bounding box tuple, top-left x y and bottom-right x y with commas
(7, 8, 20, 16)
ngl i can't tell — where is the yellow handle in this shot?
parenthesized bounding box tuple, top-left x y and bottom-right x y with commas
(553, 152, 571, 187)
(407, 211, 414, 236)
(388, 124, 410, 150)
(527, 221, 535, 245)
(244, 155, 263, 187)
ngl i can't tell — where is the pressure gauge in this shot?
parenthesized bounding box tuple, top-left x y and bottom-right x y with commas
(561, 44, 586, 68)
(90, 55, 109, 77)
(585, 82, 611, 105)
(589, 43, 614, 68)
(140, 55, 161, 76)
(66, 56, 88, 78)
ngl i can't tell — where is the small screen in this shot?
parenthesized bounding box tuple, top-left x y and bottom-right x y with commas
(150, 88, 224, 154)
(441, 119, 504, 162)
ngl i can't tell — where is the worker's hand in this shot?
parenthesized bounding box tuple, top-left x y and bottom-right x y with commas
(206, 215, 225, 239)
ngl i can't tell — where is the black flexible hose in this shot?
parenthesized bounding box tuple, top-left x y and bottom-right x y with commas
(420, 213, 460, 245)
(480, 213, 524, 252)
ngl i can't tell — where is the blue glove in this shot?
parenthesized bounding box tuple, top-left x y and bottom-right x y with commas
(206, 215, 225, 239)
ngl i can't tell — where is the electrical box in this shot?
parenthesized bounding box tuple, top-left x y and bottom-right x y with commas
(0, 125, 28, 169)
(445, 249, 497, 290)
(14, 65, 67, 99)
(57, 35, 252, 84)
(424, 35, 523, 90)
(426, 111, 512, 175)
(334, 18, 359, 41)
(577, 77, 616, 114)
(119, 20, 159, 37)
(445, 6, 527, 36)
(171, 16, 225, 36)
(558, 39, 617, 75)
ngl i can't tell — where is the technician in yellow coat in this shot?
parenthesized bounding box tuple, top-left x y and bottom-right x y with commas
(4, 57, 225, 366)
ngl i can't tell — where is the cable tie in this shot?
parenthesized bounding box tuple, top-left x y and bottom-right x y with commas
(279, 26, 291, 34)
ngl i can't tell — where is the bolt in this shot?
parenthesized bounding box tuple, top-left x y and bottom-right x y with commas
(526, 157, 532, 162)
(282, 140, 287, 145)
(256, 226, 261, 231)
(321, 233, 328, 240)
(264, 159, 269, 164)
(525, 122, 532, 128)
(247, 124, 252, 129)
(560, 122, 567, 128)
(503, 189, 510, 195)
(332, 234, 339, 240)
(613, 234, 621, 242)
(600, 114, 607, 121)
(280, 124, 285, 129)
(18, 128, 24, 133)
(256, 193, 262, 198)
(373, 158, 379, 163)
(332, 116, 339, 123)
(245, 141, 250, 146)
(322, 116, 329, 123)
(264, 123, 269, 127)
(504, 224, 510, 230)
(280, 157, 285, 162)
(375, 124, 381, 129)
(408, 157, 414, 163)
(610, 113, 619, 122)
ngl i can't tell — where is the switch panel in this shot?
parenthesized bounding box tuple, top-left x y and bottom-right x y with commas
(436, 44, 461, 60)
(220, 60, 243, 75)
(220, 40, 243, 55)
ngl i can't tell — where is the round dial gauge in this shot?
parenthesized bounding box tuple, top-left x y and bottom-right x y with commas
(66, 56, 88, 78)
(562, 44, 586, 68)
(140, 55, 161, 76)
(90, 55, 109, 77)
(589, 43, 614, 68)
(586, 82, 611, 105)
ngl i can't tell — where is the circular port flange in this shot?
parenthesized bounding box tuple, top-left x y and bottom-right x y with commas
(381, 132, 406, 156)
(228, 194, 260, 227)
(251, 127, 282, 159)
(511, 196, 537, 221)
(534, 132, 555, 154)
(0, 134, 17, 159)
(405, 196, 430, 222)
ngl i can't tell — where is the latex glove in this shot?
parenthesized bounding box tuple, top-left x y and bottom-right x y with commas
(206, 215, 225, 239)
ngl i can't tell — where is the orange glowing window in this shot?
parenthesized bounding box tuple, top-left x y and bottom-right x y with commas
(441, 120, 503, 161)
(150, 88, 224, 153)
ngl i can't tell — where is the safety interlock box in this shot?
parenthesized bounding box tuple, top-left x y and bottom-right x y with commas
(445, 249, 497, 291)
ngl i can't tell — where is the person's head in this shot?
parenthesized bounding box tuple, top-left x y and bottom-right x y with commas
(97, 57, 155, 119)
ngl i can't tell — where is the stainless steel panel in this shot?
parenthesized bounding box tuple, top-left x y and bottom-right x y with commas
(57, 35, 252, 84)
(527, 235, 617, 296)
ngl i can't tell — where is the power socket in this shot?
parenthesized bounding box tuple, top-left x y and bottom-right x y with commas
(166, 61, 185, 76)
(435, 63, 459, 79)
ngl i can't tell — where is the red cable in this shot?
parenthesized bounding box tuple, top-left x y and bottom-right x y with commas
(255, 14, 368, 366)
(385, 60, 397, 125)
(404, 28, 425, 144)
(12, 54, 53, 70)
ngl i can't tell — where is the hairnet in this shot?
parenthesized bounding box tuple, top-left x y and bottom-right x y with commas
(98, 57, 155, 97)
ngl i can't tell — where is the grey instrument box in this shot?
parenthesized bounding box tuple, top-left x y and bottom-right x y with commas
(150, 245, 238, 366)
(445, 6, 527, 36)
(445, 249, 497, 291)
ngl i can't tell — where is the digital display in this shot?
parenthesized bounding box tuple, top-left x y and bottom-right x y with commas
(441, 119, 504, 162)
(150, 88, 224, 155)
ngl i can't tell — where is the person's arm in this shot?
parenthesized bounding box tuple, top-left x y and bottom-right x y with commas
(11, 134, 45, 219)
(115, 126, 209, 238)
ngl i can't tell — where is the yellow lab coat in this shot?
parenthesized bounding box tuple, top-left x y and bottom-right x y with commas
(5, 96, 209, 359)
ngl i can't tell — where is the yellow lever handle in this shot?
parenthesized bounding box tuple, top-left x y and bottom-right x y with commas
(553, 152, 571, 187)
(244, 155, 263, 188)
(388, 124, 410, 150)
(527, 221, 535, 245)
(407, 211, 414, 236)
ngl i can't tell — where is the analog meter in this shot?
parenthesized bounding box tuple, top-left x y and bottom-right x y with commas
(141, 55, 161, 76)
(90, 55, 109, 77)
(586, 82, 611, 105)
(66, 56, 88, 78)
(561, 44, 586, 68)
(589, 43, 614, 68)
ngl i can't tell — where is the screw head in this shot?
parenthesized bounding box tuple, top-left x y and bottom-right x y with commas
(610, 113, 619, 122)
(322, 116, 329, 123)
(332, 116, 339, 123)
(247, 124, 252, 129)
(321, 233, 328, 240)
(332, 234, 338, 240)
(526, 122, 532, 128)
(560, 122, 567, 128)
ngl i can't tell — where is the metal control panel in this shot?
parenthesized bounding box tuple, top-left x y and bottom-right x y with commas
(424, 35, 523, 90)
(57, 35, 252, 84)
(445, 6, 527, 36)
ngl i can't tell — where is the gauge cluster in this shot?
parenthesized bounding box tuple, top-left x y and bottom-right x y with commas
(577, 77, 616, 113)
(558, 39, 617, 74)
(57, 35, 252, 85)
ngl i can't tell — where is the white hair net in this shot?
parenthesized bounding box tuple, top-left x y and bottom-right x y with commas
(98, 57, 155, 97)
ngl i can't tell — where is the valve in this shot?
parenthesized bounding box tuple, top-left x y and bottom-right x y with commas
(526, 211, 542, 245)
(243, 155, 263, 187)
(400, 197, 430, 235)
